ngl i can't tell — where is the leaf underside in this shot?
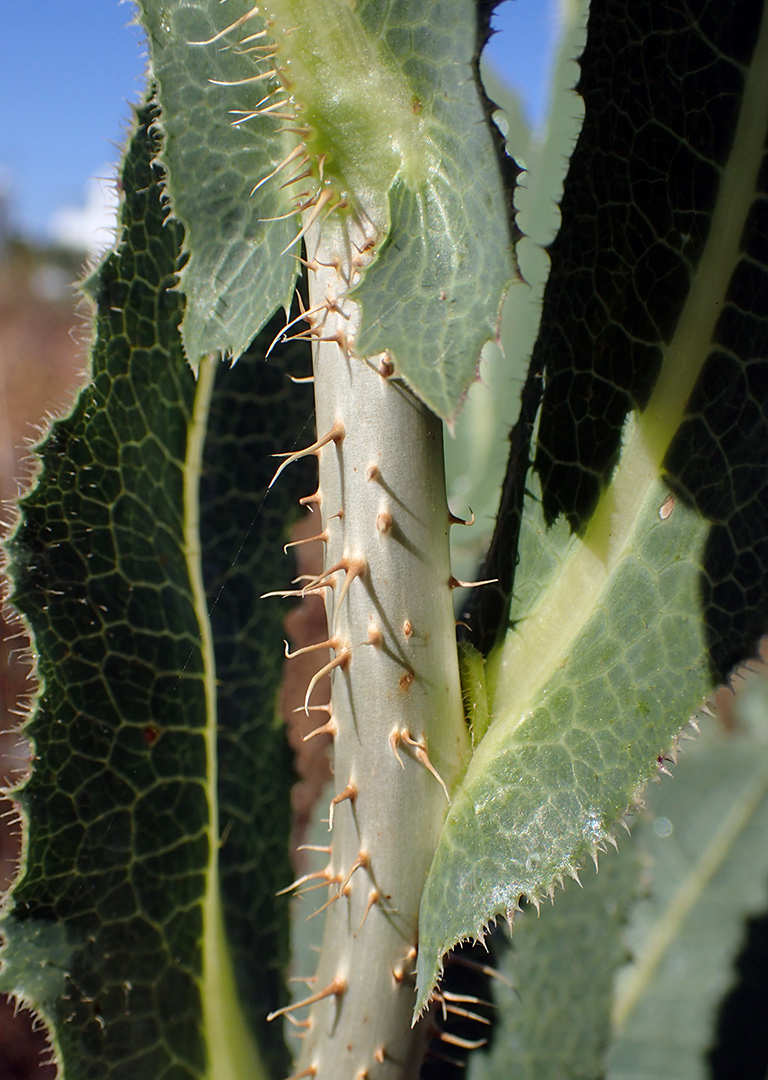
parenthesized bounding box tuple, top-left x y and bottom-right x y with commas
(468, 665, 768, 1080)
(0, 97, 314, 1080)
(417, 0, 768, 1008)
(137, 0, 299, 366)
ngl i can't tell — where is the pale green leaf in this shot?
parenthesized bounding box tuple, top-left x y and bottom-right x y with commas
(345, 0, 518, 421)
(418, 466, 711, 1008)
(137, 0, 299, 364)
(608, 666, 768, 1080)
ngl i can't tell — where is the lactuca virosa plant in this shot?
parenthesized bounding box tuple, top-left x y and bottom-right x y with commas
(1, 0, 768, 1078)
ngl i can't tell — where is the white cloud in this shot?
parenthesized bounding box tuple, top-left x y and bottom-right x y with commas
(48, 166, 119, 256)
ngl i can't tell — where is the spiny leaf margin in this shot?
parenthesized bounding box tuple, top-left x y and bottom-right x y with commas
(352, 0, 517, 421)
(136, 0, 299, 366)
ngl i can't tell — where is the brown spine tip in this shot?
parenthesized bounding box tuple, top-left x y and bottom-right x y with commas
(304, 646, 351, 713)
(399, 670, 415, 693)
(283, 1066, 317, 1080)
(378, 355, 395, 378)
(449, 574, 499, 590)
(334, 556, 367, 612)
(303, 716, 338, 741)
(358, 890, 380, 929)
(401, 731, 450, 800)
(299, 486, 322, 508)
(403, 619, 414, 639)
(391, 946, 417, 985)
(269, 419, 345, 489)
(436, 1030, 488, 1051)
(366, 463, 380, 482)
(276, 866, 333, 897)
(284, 635, 339, 661)
(341, 850, 369, 891)
(283, 529, 329, 554)
(318, 327, 351, 360)
(390, 729, 405, 768)
(328, 779, 358, 828)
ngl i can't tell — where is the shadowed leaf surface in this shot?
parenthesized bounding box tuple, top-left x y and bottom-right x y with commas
(468, 851, 640, 1080)
(417, 0, 768, 1008)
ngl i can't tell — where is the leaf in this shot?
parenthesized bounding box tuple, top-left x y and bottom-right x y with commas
(416, 0, 768, 1009)
(137, 0, 299, 365)
(0, 97, 313, 1080)
(140, 0, 516, 420)
(451, 3, 588, 623)
(444, 71, 532, 587)
(418, 467, 711, 1010)
(201, 310, 316, 1069)
(466, 659, 768, 1080)
(467, 851, 641, 1080)
(607, 663, 768, 1080)
(352, 0, 517, 421)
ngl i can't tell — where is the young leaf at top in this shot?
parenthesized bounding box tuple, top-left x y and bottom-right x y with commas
(349, 0, 519, 421)
(139, 0, 517, 421)
(417, 0, 768, 1009)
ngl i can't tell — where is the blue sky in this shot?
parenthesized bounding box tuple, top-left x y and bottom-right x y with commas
(0, 1, 559, 250)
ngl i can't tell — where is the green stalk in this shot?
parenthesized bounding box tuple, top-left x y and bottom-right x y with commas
(282, 215, 469, 1078)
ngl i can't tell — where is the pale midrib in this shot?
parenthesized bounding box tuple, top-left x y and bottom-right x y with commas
(183, 354, 266, 1080)
(486, 12, 768, 736)
(611, 750, 768, 1031)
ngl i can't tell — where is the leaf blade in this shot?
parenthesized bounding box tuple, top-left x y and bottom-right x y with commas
(137, 0, 299, 365)
(417, 0, 768, 1008)
(0, 96, 313, 1080)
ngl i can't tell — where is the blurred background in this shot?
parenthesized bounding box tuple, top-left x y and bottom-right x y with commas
(0, 2, 565, 1075)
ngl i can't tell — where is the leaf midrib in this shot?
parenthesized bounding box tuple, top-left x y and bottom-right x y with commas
(183, 355, 268, 1080)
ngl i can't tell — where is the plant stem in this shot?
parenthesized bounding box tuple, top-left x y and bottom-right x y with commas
(287, 216, 469, 1079)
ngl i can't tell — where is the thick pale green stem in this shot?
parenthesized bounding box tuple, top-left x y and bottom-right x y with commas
(287, 217, 469, 1079)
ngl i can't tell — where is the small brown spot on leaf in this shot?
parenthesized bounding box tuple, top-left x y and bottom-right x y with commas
(399, 670, 415, 693)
